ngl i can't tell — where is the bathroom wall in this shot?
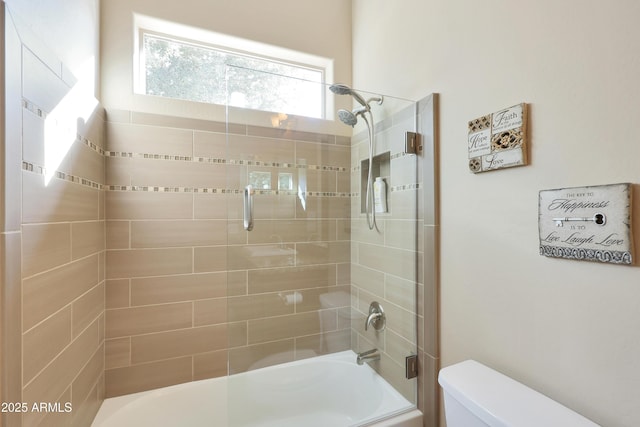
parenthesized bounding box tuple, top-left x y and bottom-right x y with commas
(2, 1, 105, 426)
(353, 1, 640, 426)
(103, 109, 352, 396)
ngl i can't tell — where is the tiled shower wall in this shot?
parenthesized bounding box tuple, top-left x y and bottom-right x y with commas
(104, 110, 352, 396)
(349, 104, 422, 402)
(418, 95, 439, 427)
(349, 94, 439, 427)
(3, 6, 106, 427)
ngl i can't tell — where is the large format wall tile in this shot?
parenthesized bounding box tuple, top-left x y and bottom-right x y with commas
(105, 338, 130, 370)
(106, 248, 193, 279)
(103, 109, 352, 396)
(193, 350, 227, 380)
(107, 122, 193, 157)
(105, 303, 193, 339)
(131, 272, 226, 306)
(23, 254, 100, 331)
(130, 220, 227, 248)
(193, 298, 227, 327)
(23, 171, 101, 223)
(72, 221, 106, 260)
(22, 306, 72, 384)
(248, 264, 337, 294)
(130, 324, 227, 364)
(105, 357, 193, 397)
(22, 319, 101, 426)
(22, 222, 71, 277)
(106, 191, 193, 220)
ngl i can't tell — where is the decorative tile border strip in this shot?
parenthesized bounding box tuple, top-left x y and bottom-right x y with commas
(22, 162, 103, 190)
(21, 162, 45, 175)
(104, 185, 352, 197)
(23, 99, 411, 195)
(106, 150, 348, 172)
(350, 152, 415, 173)
(390, 152, 410, 160)
(24, 99, 347, 173)
(352, 183, 421, 195)
(23, 99, 46, 118)
(390, 183, 421, 192)
(81, 137, 105, 155)
(23, 98, 105, 156)
(23, 160, 416, 195)
(22, 162, 357, 197)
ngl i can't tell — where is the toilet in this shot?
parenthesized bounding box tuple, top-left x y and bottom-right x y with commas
(438, 360, 601, 427)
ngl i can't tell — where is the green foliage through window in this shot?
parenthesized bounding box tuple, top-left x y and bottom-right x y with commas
(143, 34, 325, 118)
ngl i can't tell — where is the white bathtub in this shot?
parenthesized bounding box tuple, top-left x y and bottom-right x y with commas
(92, 350, 422, 427)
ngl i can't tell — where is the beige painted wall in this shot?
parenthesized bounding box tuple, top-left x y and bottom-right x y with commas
(353, 1, 640, 426)
(101, 0, 352, 116)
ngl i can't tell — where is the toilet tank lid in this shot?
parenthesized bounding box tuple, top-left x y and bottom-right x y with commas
(438, 360, 601, 427)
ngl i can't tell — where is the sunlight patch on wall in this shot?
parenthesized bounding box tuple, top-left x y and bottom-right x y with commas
(44, 58, 98, 185)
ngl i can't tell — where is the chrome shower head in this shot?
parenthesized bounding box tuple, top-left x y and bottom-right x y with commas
(329, 83, 368, 107)
(329, 83, 352, 96)
(337, 106, 369, 127)
(337, 109, 358, 127)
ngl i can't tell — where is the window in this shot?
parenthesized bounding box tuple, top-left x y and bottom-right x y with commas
(135, 15, 333, 119)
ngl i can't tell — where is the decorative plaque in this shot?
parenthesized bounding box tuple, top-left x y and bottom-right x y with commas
(468, 103, 527, 173)
(538, 183, 634, 265)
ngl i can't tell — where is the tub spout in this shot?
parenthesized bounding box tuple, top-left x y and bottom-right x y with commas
(357, 349, 380, 365)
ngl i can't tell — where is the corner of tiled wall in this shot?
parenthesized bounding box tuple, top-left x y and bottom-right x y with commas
(418, 93, 439, 427)
(3, 6, 106, 426)
(2, 5, 25, 427)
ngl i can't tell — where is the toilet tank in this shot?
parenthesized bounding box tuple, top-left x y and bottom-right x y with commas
(438, 360, 601, 427)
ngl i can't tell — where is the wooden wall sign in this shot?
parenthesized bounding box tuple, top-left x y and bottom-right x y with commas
(468, 103, 527, 173)
(539, 183, 634, 265)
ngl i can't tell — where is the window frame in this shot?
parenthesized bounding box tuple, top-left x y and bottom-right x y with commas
(133, 14, 334, 119)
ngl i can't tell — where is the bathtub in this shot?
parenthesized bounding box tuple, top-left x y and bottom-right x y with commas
(92, 350, 422, 427)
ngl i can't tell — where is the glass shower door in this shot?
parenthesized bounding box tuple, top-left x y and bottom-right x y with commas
(347, 88, 421, 408)
(224, 68, 419, 426)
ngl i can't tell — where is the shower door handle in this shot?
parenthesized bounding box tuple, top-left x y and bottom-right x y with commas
(243, 184, 254, 231)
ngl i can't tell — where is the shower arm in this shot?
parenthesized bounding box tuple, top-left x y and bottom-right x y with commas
(366, 96, 384, 106)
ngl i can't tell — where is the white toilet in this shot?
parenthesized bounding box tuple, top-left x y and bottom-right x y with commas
(438, 360, 601, 427)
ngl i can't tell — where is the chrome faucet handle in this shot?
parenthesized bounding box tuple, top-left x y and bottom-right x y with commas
(364, 301, 385, 331)
(365, 312, 382, 331)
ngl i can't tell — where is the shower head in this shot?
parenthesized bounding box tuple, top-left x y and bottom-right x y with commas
(329, 83, 368, 107)
(337, 106, 368, 127)
(328, 83, 352, 96)
(337, 109, 358, 127)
